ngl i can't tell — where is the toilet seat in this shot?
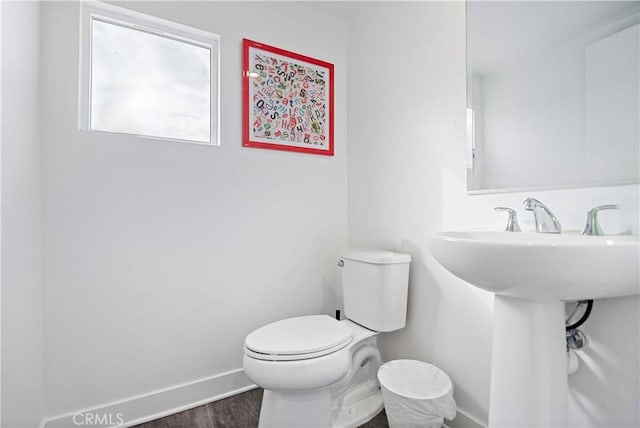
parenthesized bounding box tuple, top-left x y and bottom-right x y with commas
(245, 315, 354, 361)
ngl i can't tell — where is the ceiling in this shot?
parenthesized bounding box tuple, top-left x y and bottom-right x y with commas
(300, 1, 367, 21)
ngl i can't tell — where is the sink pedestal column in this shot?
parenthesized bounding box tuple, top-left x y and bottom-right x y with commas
(489, 296, 568, 427)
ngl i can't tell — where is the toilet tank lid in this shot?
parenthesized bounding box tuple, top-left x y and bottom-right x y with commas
(342, 250, 411, 264)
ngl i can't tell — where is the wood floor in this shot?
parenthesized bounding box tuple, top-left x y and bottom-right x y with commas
(133, 388, 389, 428)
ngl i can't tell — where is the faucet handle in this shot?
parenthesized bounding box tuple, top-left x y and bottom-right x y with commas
(495, 207, 521, 232)
(581, 204, 619, 236)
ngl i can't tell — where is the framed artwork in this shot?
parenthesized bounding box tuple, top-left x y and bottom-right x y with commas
(242, 39, 334, 156)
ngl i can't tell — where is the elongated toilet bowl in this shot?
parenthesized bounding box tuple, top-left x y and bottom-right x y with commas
(243, 315, 384, 428)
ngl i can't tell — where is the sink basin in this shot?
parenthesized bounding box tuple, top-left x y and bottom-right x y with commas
(428, 231, 639, 300)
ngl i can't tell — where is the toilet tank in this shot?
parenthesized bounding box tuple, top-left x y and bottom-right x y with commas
(341, 251, 411, 332)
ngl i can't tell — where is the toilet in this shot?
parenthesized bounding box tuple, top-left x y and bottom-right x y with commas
(243, 250, 411, 428)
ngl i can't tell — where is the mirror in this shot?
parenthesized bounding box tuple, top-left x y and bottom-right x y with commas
(466, 1, 639, 193)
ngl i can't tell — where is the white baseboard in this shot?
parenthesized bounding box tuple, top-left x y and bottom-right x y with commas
(40, 368, 484, 428)
(446, 407, 486, 428)
(42, 368, 256, 428)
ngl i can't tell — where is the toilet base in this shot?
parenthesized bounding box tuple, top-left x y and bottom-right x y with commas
(259, 389, 332, 428)
(257, 381, 384, 428)
(332, 381, 384, 428)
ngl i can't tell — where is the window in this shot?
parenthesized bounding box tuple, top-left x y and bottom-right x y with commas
(79, 2, 220, 145)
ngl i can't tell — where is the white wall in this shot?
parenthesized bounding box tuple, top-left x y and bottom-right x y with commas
(567, 296, 639, 427)
(347, 2, 639, 427)
(40, 0, 347, 419)
(347, 3, 493, 423)
(1, 3, 3, 423)
(1, 1, 44, 427)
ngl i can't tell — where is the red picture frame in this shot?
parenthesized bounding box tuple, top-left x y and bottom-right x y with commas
(242, 39, 334, 156)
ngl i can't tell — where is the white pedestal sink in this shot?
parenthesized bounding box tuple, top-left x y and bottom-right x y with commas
(428, 231, 640, 427)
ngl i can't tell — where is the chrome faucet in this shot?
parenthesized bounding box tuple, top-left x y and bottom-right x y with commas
(523, 198, 561, 233)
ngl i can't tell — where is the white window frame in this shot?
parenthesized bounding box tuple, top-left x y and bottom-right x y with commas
(78, 1, 220, 146)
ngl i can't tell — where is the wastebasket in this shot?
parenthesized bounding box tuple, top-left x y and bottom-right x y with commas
(377, 359, 456, 428)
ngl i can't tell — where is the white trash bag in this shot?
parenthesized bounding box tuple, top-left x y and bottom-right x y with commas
(377, 359, 456, 428)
